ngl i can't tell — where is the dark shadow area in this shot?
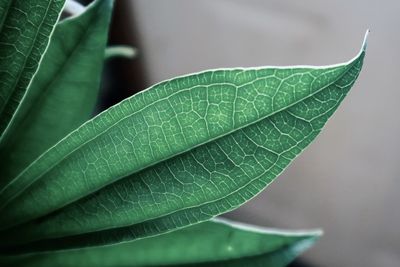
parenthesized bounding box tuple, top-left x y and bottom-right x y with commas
(81, 0, 149, 113)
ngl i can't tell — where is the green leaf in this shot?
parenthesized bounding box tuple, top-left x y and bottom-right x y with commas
(0, 0, 66, 139)
(0, 219, 321, 267)
(0, 33, 367, 248)
(0, 0, 113, 188)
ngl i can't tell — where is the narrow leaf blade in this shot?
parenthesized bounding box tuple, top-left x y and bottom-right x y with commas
(0, 0, 66, 139)
(0, 0, 113, 187)
(0, 219, 321, 267)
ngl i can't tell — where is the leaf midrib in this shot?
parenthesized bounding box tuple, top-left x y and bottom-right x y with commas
(0, 58, 357, 214)
(1, 2, 103, 158)
(13, 100, 337, 244)
(0, 1, 53, 120)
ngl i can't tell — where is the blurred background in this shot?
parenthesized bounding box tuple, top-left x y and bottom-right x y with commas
(82, 0, 400, 266)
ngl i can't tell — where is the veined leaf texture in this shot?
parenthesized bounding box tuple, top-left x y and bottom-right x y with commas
(0, 0, 65, 139)
(0, 0, 112, 191)
(0, 2, 368, 266)
(0, 20, 367, 251)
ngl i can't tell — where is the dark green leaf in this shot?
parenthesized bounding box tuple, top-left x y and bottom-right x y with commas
(0, 0, 113, 187)
(0, 33, 367, 249)
(0, 0, 65, 139)
(0, 219, 321, 267)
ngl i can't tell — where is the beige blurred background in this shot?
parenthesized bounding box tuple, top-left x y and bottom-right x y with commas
(109, 1, 400, 266)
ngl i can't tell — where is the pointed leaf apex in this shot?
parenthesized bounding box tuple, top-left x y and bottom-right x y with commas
(361, 29, 370, 52)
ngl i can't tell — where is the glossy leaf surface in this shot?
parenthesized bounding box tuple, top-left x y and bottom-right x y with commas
(0, 219, 320, 267)
(0, 0, 65, 138)
(0, 0, 113, 186)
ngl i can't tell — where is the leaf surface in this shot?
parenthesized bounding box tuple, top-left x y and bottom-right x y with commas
(0, 219, 320, 267)
(0, 0, 113, 187)
(0, 0, 65, 139)
(0, 33, 367, 247)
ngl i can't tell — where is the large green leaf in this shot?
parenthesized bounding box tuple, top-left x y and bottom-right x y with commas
(0, 0, 66, 139)
(0, 33, 367, 248)
(0, 0, 113, 188)
(0, 219, 320, 267)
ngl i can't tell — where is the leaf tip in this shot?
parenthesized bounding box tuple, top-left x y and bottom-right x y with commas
(291, 229, 324, 240)
(310, 228, 324, 237)
(361, 29, 370, 52)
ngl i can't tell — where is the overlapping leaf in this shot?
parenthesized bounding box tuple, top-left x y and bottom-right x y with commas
(0, 219, 320, 267)
(0, 0, 65, 139)
(0, 33, 367, 250)
(0, 1, 368, 266)
(0, 0, 113, 187)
